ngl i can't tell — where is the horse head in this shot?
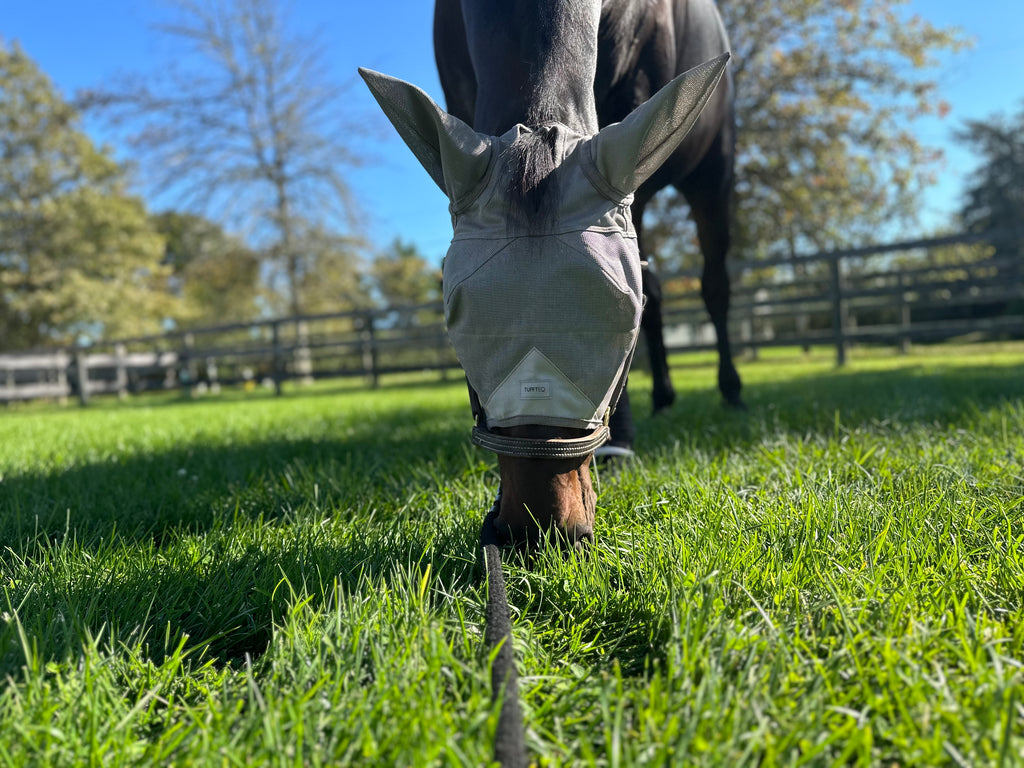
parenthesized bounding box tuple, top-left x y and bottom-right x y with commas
(360, 54, 729, 549)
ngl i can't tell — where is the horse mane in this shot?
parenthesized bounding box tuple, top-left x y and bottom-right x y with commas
(503, 125, 561, 233)
(493, 0, 601, 233)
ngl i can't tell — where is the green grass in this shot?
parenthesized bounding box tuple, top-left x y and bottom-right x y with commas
(1, 343, 1022, 766)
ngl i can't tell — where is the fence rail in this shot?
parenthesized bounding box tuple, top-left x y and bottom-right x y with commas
(2, 230, 1021, 405)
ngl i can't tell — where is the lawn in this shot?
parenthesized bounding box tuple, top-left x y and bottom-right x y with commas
(1, 343, 1022, 766)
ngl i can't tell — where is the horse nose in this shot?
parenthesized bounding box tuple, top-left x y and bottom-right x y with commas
(487, 512, 594, 554)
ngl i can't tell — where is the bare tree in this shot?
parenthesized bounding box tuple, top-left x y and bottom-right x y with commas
(82, 0, 361, 316)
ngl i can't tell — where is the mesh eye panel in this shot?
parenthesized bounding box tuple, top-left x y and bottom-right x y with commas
(444, 231, 641, 429)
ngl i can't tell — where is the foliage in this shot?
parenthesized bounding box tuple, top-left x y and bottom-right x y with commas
(275, 223, 370, 316)
(957, 103, 1024, 245)
(0, 41, 180, 350)
(152, 212, 370, 328)
(887, 236, 995, 272)
(371, 239, 440, 309)
(647, 0, 969, 270)
(151, 211, 264, 325)
(80, 0, 363, 317)
(1, 344, 1023, 764)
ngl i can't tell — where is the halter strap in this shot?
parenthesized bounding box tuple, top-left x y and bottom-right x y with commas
(480, 491, 529, 766)
(465, 378, 613, 459)
(471, 424, 610, 459)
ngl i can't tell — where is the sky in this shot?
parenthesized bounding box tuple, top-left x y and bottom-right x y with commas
(4, 0, 1024, 264)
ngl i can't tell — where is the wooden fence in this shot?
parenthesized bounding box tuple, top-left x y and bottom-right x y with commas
(659, 229, 1023, 365)
(0, 306, 457, 404)
(2, 230, 1021, 405)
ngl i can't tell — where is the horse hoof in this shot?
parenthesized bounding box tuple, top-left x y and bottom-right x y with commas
(722, 396, 747, 411)
(651, 390, 676, 416)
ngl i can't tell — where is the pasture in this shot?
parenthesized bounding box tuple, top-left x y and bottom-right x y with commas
(1, 343, 1022, 766)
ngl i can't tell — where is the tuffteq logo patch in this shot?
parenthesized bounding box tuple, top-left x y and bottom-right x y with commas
(520, 380, 552, 399)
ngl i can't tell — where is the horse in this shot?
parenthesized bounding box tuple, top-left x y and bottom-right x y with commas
(360, 0, 735, 547)
(435, 0, 743, 457)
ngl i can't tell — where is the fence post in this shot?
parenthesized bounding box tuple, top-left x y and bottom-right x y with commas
(4, 360, 13, 400)
(162, 346, 176, 390)
(271, 321, 283, 396)
(740, 311, 758, 361)
(75, 347, 90, 406)
(56, 352, 69, 404)
(361, 312, 379, 388)
(293, 319, 314, 385)
(180, 333, 196, 397)
(829, 255, 847, 366)
(898, 274, 912, 355)
(114, 343, 128, 400)
(795, 309, 811, 355)
(205, 356, 219, 393)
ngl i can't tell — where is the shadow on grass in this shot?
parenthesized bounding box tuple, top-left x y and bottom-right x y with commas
(9, 359, 1020, 546)
(1, 520, 485, 676)
(520, 360, 1024, 678)
(1, 395, 492, 673)
(3, 359, 1022, 676)
(3, 396, 477, 544)
(69, 373, 468, 412)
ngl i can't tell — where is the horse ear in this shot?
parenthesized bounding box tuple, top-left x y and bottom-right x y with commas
(590, 53, 730, 196)
(359, 68, 492, 203)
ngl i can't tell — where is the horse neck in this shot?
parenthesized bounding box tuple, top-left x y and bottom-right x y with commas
(465, 0, 602, 136)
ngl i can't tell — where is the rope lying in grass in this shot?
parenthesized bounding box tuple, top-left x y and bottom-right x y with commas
(480, 490, 529, 768)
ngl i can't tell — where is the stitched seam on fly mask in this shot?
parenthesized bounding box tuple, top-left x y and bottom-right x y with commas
(630, 56, 733, 176)
(486, 414, 606, 430)
(451, 124, 524, 218)
(442, 239, 515, 307)
(583, 139, 631, 201)
(484, 346, 595, 414)
(449, 144, 499, 215)
(553, 233, 640, 298)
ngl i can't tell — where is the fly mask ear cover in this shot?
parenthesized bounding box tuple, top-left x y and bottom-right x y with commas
(359, 54, 730, 451)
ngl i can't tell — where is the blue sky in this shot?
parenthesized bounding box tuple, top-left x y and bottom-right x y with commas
(4, 1, 1024, 263)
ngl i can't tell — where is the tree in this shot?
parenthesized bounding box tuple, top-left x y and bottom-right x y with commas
(151, 211, 263, 325)
(280, 223, 369, 316)
(957, 104, 1024, 308)
(646, 0, 968, 270)
(0, 41, 180, 350)
(371, 239, 440, 309)
(957, 104, 1024, 240)
(82, 0, 362, 317)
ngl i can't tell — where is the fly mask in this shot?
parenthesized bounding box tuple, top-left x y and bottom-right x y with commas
(359, 54, 729, 458)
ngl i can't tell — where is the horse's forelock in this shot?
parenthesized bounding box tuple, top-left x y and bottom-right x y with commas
(504, 126, 561, 234)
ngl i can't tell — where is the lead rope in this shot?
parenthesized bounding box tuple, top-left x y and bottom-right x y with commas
(480, 489, 530, 768)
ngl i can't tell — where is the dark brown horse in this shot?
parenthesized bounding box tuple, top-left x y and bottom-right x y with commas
(434, 0, 742, 458)
(360, 0, 734, 547)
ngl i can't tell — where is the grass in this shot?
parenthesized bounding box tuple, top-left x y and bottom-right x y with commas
(1, 343, 1022, 766)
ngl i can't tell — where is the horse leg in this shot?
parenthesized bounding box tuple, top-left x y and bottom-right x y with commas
(604, 197, 675, 452)
(678, 131, 743, 408)
(632, 199, 677, 415)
